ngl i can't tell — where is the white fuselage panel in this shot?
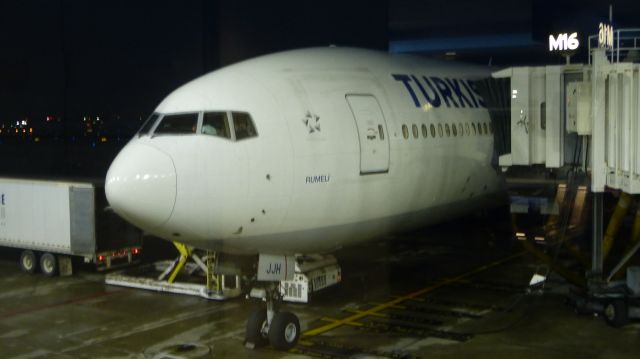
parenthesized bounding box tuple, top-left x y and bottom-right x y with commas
(105, 48, 504, 255)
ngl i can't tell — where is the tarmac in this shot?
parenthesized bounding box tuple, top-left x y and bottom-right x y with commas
(1, 217, 639, 358)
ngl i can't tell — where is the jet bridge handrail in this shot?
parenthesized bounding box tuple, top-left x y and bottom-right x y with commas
(588, 28, 640, 64)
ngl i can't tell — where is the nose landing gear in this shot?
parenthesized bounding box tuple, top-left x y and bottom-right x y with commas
(244, 283, 301, 351)
(269, 311, 300, 350)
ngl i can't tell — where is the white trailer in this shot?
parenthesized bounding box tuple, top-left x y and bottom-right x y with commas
(0, 177, 142, 276)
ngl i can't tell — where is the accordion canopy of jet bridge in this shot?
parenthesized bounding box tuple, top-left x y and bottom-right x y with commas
(474, 78, 511, 160)
(492, 49, 640, 194)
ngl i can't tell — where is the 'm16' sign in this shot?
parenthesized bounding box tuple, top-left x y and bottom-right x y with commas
(549, 32, 580, 52)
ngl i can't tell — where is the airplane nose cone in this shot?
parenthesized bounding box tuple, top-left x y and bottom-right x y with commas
(105, 143, 177, 229)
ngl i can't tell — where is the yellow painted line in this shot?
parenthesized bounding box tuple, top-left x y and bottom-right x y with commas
(319, 317, 364, 326)
(345, 309, 387, 318)
(368, 302, 406, 309)
(297, 339, 315, 346)
(302, 251, 525, 337)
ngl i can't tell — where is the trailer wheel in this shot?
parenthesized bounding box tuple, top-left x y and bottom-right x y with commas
(19, 250, 37, 274)
(40, 253, 58, 277)
(604, 300, 629, 327)
(245, 308, 269, 348)
(268, 311, 300, 351)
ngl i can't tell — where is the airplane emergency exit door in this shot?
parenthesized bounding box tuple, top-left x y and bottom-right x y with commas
(346, 95, 390, 174)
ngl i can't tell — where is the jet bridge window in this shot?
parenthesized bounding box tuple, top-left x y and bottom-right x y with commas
(202, 112, 231, 139)
(154, 113, 199, 135)
(232, 112, 257, 140)
(138, 113, 160, 137)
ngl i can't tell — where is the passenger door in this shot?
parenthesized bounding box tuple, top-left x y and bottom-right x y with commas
(346, 95, 390, 174)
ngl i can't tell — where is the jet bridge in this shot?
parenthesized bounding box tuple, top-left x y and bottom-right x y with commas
(494, 50, 640, 194)
(490, 28, 640, 326)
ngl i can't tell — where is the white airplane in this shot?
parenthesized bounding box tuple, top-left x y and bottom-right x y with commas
(105, 47, 503, 350)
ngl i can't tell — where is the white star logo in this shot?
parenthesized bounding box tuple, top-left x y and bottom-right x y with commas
(302, 111, 320, 133)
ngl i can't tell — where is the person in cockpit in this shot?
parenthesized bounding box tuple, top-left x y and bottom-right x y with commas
(202, 123, 218, 135)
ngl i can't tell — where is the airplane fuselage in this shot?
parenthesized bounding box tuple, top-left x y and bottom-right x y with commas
(105, 48, 503, 255)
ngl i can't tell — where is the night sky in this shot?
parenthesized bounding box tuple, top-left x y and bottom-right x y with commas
(0, 1, 212, 127)
(1, 0, 639, 135)
(0, 0, 388, 130)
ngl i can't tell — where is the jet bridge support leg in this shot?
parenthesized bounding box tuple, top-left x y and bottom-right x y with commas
(602, 193, 632, 261)
(612, 209, 640, 280)
(572, 192, 640, 327)
(589, 193, 605, 288)
(563, 239, 591, 268)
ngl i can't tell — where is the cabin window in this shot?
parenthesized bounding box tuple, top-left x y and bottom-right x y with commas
(477, 122, 482, 135)
(445, 124, 451, 137)
(458, 123, 464, 136)
(465, 123, 470, 136)
(472, 123, 477, 135)
(412, 124, 419, 139)
(483, 123, 488, 135)
(232, 112, 258, 140)
(402, 124, 409, 139)
(438, 124, 443, 137)
(138, 113, 160, 137)
(154, 113, 199, 135)
(421, 124, 428, 138)
(430, 124, 436, 137)
(202, 112, 231, 139)
(452, 123, 457, 137)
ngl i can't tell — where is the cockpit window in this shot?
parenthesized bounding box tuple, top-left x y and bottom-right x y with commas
(202, 112, 231, 139)
(232, 112, 257, 140)
(138, 113, 159, 137)
(154, 113, 199, 135)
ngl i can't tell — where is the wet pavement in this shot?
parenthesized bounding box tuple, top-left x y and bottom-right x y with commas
(1, 217, 639, 358)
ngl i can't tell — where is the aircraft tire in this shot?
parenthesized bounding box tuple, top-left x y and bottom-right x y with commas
(20, 250, 37, 274)
(40, 253, 58, 277)
(268, 311, 300, 351)
(604, 300, 628, 327)
(245, 308, 269, 348)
